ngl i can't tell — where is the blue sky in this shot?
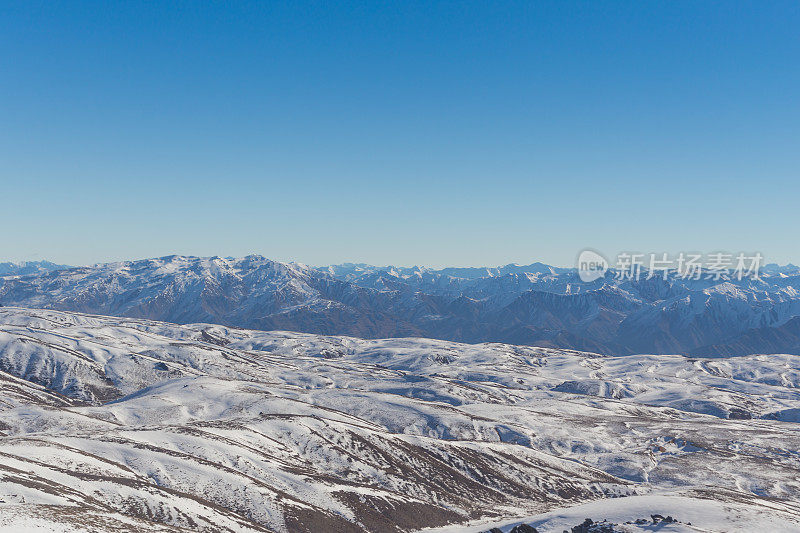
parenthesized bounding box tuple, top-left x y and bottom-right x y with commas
(2, 1, 798, 267)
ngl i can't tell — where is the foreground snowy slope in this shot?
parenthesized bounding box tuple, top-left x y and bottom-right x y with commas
(425, 492, 800, 532)
(0, 307, 798, 532)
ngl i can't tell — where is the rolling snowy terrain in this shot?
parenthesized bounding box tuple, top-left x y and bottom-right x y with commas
(3, 255, 800, 356)
(0, 306, 798, 531)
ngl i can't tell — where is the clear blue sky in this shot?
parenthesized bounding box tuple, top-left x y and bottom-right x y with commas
(2, 1, 798, 267)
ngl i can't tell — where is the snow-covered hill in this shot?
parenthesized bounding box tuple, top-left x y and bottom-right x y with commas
(426, 492, 800, 532)
(3, 255, 800, 355)
(0, 307, 798, 532)
(0, 261, 70, 277)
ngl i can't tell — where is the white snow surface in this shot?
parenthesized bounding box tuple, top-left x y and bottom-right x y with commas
(0, 307, 797, 532)
(423, 492, 800, 532)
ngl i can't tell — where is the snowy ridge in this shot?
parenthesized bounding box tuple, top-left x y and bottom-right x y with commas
(0, 307, 798, 531)
(4, 255, 800, 355)
(0, 261, 70, 277)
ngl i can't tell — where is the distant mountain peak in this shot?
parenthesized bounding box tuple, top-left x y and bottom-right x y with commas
(1, 255, 800, 356)
(0, 260, 72, 277)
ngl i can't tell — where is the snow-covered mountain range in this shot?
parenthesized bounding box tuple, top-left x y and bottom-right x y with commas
(2, 255, 800, 356)
(0, 306, 799, 532)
